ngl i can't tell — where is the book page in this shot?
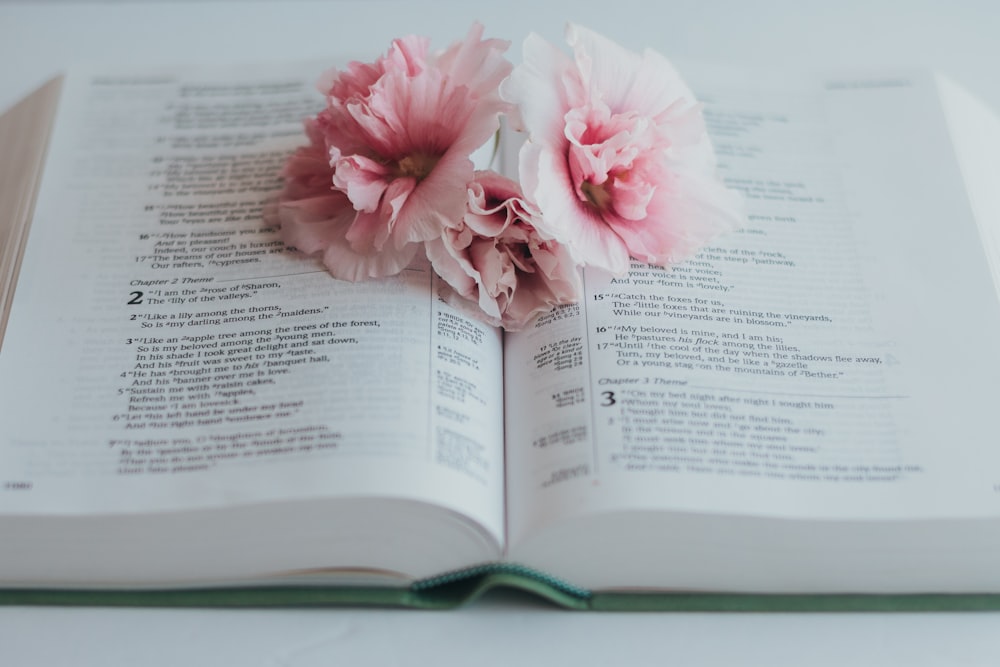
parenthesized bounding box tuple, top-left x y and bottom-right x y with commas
(0, 65, 505, 549)
(505, 68, 1000, 551)
(936, 74, 1000, 301)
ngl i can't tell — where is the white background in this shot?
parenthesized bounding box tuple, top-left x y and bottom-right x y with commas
(2, 1, 1000, 665)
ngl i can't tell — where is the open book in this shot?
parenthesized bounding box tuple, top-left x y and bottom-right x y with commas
(3, 61, 1000, 611)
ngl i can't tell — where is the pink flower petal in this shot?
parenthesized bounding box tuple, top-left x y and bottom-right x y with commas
(344, 208, 395, 254)
(436, 24, 512, 101)
(333, 154, 391, 213)
(322, 237, 421, 282)
(277, 192, 355, 255)
(393, 149, 474, 244)
(525, 142, 632, 275)
(567, 24, 696, 120)
(505, 23, 743, 275)
(608, 174, 656, 221)
(383, 35, 430, 77)
(429, 171, 581, 330)
(500, 33, 580, 142)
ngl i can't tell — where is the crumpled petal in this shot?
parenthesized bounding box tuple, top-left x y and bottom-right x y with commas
(428, 171, 581, 330)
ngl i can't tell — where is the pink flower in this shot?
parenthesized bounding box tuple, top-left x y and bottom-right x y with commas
(502, 24, 742, 275)
(270, 119, 419, 279)
(426, 171, 581, 330)
(308, 23, 512, 280)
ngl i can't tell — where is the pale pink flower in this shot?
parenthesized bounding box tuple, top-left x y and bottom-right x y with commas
(427, 171, 581, 330)
(502, 24, 742, 275)
(310, 23, 512, 280)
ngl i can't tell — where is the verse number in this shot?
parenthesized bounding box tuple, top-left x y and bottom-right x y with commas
(2, 481, 32, 491)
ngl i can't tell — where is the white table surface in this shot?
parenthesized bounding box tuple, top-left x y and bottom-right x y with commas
(2, 1, 1000, 664)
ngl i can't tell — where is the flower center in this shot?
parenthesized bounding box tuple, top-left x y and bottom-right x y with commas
(580, 180, 612, 211)
(396, 153, 439, 181)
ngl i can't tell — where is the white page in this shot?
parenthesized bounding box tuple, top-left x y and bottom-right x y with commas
(505, 67, 1000, 551)
(0, 64, 505, 551)
(936, 74, 1000, 301)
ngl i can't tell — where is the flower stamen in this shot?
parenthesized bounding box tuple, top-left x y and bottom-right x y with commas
(580, 180, 612, 210)
(396, 153, 440, 181)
